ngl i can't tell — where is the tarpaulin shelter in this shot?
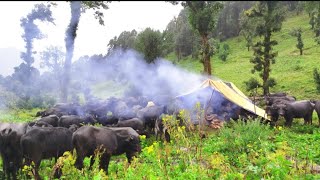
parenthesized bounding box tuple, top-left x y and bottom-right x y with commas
(175, 79, 269, 121)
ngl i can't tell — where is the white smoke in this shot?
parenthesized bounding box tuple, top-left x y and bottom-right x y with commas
(97, 48, 208, 100)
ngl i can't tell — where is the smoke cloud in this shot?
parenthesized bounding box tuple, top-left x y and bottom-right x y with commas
(87, 49, 209, 100)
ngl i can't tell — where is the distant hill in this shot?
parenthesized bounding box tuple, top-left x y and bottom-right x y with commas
(0, 47, 22, 76)
(167, 12, 320, 100)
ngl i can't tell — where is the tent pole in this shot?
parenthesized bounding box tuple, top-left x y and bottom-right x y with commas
(253, 85, 257, 116)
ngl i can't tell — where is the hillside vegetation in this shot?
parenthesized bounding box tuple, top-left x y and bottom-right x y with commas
(169, 12, 320, 100)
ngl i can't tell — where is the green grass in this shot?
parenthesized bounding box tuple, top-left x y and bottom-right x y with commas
(0, 108, 39, 122)
(168, 12, 320, 100)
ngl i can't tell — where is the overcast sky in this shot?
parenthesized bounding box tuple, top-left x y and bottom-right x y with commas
(0, 1, 183, 76)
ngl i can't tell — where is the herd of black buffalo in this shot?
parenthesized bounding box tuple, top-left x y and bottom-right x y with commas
(264, 92, 320, 127)
(1, 93, 320, 180)
(0, 95, 178, 180)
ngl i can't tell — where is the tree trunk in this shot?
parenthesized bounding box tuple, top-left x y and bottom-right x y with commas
(61, 1, 81, 103)
(201, 34, 211, 75)
(300, 48, 303, 55)
(247, 45, 250, 51)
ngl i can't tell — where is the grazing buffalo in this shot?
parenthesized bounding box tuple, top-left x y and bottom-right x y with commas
(32, 115, 59, 127)
(265, 95, 296, 106)
(35, 108, 68, 118)
(72, 126, 141, 174)
(0, 123, 28, 180)
(96, 115, 119, 126)
(278, 100, 315, 126)
(116, 118, 145, 135)
(20, 127, 74, 180)
(35, 103, 84, 118)
(265, 105, 280, 123)
(58, 115, 96, 128)
(137, 105, 167, 134)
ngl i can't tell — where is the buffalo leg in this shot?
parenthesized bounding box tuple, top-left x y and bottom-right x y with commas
(75, 154, 84, 170)
(100, 154, 111, 175)
(34, 161, 41, 180)
(284, 117, 293, 127)
(164, 130, 171, 143)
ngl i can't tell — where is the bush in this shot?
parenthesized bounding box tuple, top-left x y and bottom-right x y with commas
(218, 44, 230, 61)
(244, 77, 261, 92)
(16, 94, 57, 110)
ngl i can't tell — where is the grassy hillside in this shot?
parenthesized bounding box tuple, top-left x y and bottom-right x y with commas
(91, 80, 127, 99)
(170, 12, 320, 100)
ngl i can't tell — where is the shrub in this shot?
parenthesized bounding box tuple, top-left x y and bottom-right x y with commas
(218, 44, 230, 61)
(244, 77, 261, 92)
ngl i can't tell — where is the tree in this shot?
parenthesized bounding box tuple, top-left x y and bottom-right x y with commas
(314, 3, 320, 44)
(305, 1, 320, 44)
(310, 12, 316, 30)
(107, 29, 137, 55)
(295, 1, 305, 15)
(169, 1, 223, 75)
(134, 28, 163, 63)
(246, 1, 285, 95)
(174, 8, 200, 60)
(162, 8, 201, 61)
(61, 1, 110, 102)
(40, 46, 65, 97)
(313, 68, 320, 93)
(20, 3, 55, 85)
(214, 1, 255, 40)
(162, 19, 177, 56)
(289, 28, 304, 55)
(15, 3, 54, 102)
(239, 11, 256, 51)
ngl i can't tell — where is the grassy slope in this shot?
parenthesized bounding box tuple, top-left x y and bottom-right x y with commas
(171, 12, 320, 100)
(91, 80, 127, 99)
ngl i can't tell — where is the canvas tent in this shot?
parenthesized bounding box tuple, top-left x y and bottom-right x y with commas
(175, 79, 269, 121)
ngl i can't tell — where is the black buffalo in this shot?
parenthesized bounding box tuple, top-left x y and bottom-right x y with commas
(20, 127, 74, 180)
(116, 118, 145, 135)
(58, 115, 96, 128)
(72, 126, 141, 174)
(137, 105, 167, 134)
(265, 95, 296, 106)
(31, 115, 59, 127)
(265, 105, 280, 123)
(96, 115, 119, 126)
(0, 123, 28, 180)
(278, 100, 315, 126)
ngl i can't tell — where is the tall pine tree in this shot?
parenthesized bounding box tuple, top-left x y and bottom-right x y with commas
(246, 1, 285, 95)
